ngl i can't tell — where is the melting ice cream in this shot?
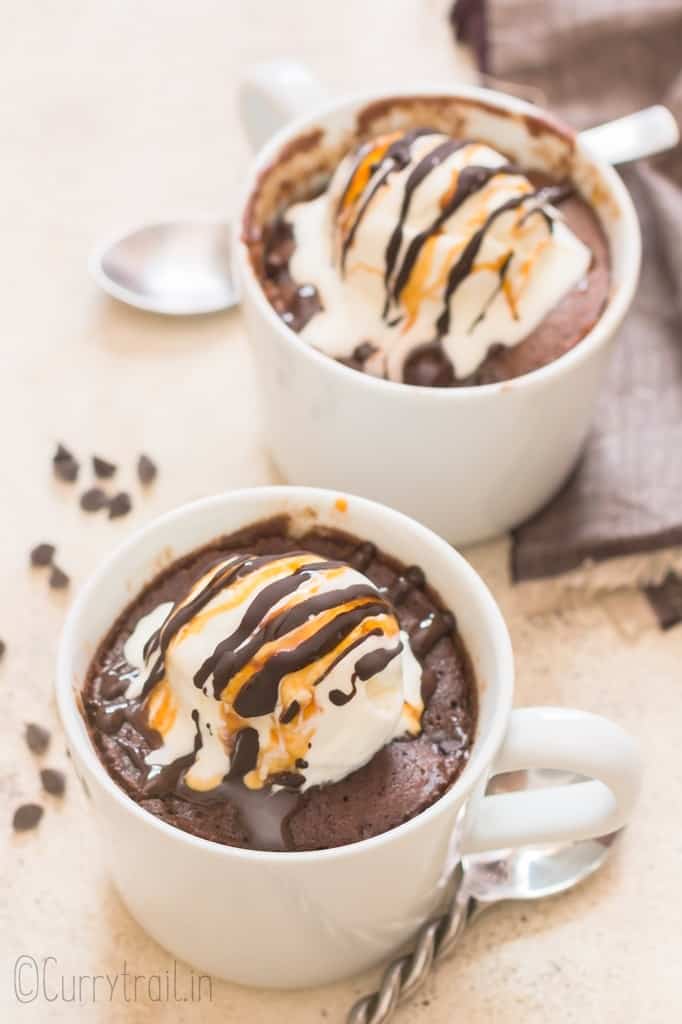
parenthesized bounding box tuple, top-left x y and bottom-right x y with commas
(124, 551, 424, 794)
(284, 129, 591, 381)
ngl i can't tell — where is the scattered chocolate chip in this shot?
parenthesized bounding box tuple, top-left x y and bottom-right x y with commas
(49, 565, 70, 590)
(92, 455, 117, 479)
(108, 492, 132, 518)
(13, 803, 44, 831)
(26, 723, 51, 754)
(54, 443, 72, 462)
(80, 487, 107, 512)
(137, 454, 157, 485)
(53, 444, 79, 483)
(40, 768, 66, 797)
(0, 638, 5, 661)
(30, 542, 55, 567)
(54, 457, 79, 483)
(644, 572, 682, 630)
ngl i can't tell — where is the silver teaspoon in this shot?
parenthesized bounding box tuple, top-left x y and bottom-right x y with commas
(89, 220, 236, 316)
(348, 769, 623, 1024)
(89, 106, 677, 316)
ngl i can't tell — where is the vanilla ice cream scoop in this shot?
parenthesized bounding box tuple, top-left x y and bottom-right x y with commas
(285, 129, 591, 381)
(124, 551, 423, 794)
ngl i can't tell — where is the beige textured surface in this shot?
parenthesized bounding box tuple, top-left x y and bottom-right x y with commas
(1, 2, 680, 1020)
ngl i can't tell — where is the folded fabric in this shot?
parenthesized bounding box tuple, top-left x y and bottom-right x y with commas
(452, 0, 682, 620)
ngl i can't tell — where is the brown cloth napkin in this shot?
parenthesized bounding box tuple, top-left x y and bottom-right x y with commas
(452, 1, 682, 606)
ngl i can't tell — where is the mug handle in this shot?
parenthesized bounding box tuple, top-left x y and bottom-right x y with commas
(462, 707, 642, 854)
(238, 59, 328, 152)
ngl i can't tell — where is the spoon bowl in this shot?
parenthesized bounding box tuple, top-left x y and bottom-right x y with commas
(90, 220, 238, 315)
(464, 767, 619, 907)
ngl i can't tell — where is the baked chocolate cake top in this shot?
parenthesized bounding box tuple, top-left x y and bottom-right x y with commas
(83, 518, 477, 852)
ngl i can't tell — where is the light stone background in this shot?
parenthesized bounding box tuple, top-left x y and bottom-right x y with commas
(1, 1, 680, 1021)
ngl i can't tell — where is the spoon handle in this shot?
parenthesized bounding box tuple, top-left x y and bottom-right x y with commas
(579, 105, 679, 166)
(347, 864, 476, 1024)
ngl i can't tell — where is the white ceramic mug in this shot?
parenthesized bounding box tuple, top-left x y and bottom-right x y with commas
(235, 62, 641, 546)
(56, 487, 641, 988)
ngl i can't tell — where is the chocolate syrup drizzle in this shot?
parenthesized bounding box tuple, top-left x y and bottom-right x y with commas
(382, 138, 469, 315)
(435, 185, 568, 340)
(89, 545, 457, 851)
(389, 161, 519, 311)
(339, 128, 438, 272)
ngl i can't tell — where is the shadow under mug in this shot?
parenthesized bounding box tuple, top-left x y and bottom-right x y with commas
(56, 487, 641, 987)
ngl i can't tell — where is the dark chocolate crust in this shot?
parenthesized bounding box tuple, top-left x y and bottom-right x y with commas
(83, 518, 477, 852)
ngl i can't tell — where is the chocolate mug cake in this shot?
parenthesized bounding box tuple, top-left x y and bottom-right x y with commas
(83, 517, 477, 852)
(245, 107, 610, 387)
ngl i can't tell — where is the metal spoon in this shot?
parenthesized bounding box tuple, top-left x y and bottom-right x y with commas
(89, 220, 236, 315)
(90, 105, 677, 316)
(348, 769, 623, 1024)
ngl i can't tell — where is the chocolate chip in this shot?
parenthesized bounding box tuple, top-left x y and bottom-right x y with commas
(54, 443, 73, 462)
(437, 738, 466, 756)
(13, 803, 44, 831)
(404, 342, 456, 388)
(30, 543, 55, 567)
(92, 455, 117, 479)
(54, 457, 79, 483)
(40, 768, 66, 797)
(137, 454, 157, 485)
(405, 565, 426, 588)
(26, 723, 51, 754)
(53, 444, 79, 483)
(644, 572, 682, 630)
(49, 565, 70, 590)
(0, 638, 5, 661)
(353, 341, 377, 362)
(269, 771, 305, 789)
(80, 487, 107, 512)
(108, 492, 132, 518)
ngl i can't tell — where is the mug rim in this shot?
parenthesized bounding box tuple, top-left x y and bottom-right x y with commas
(56, 485, 514, 865)
(235, 82, 641, 400)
